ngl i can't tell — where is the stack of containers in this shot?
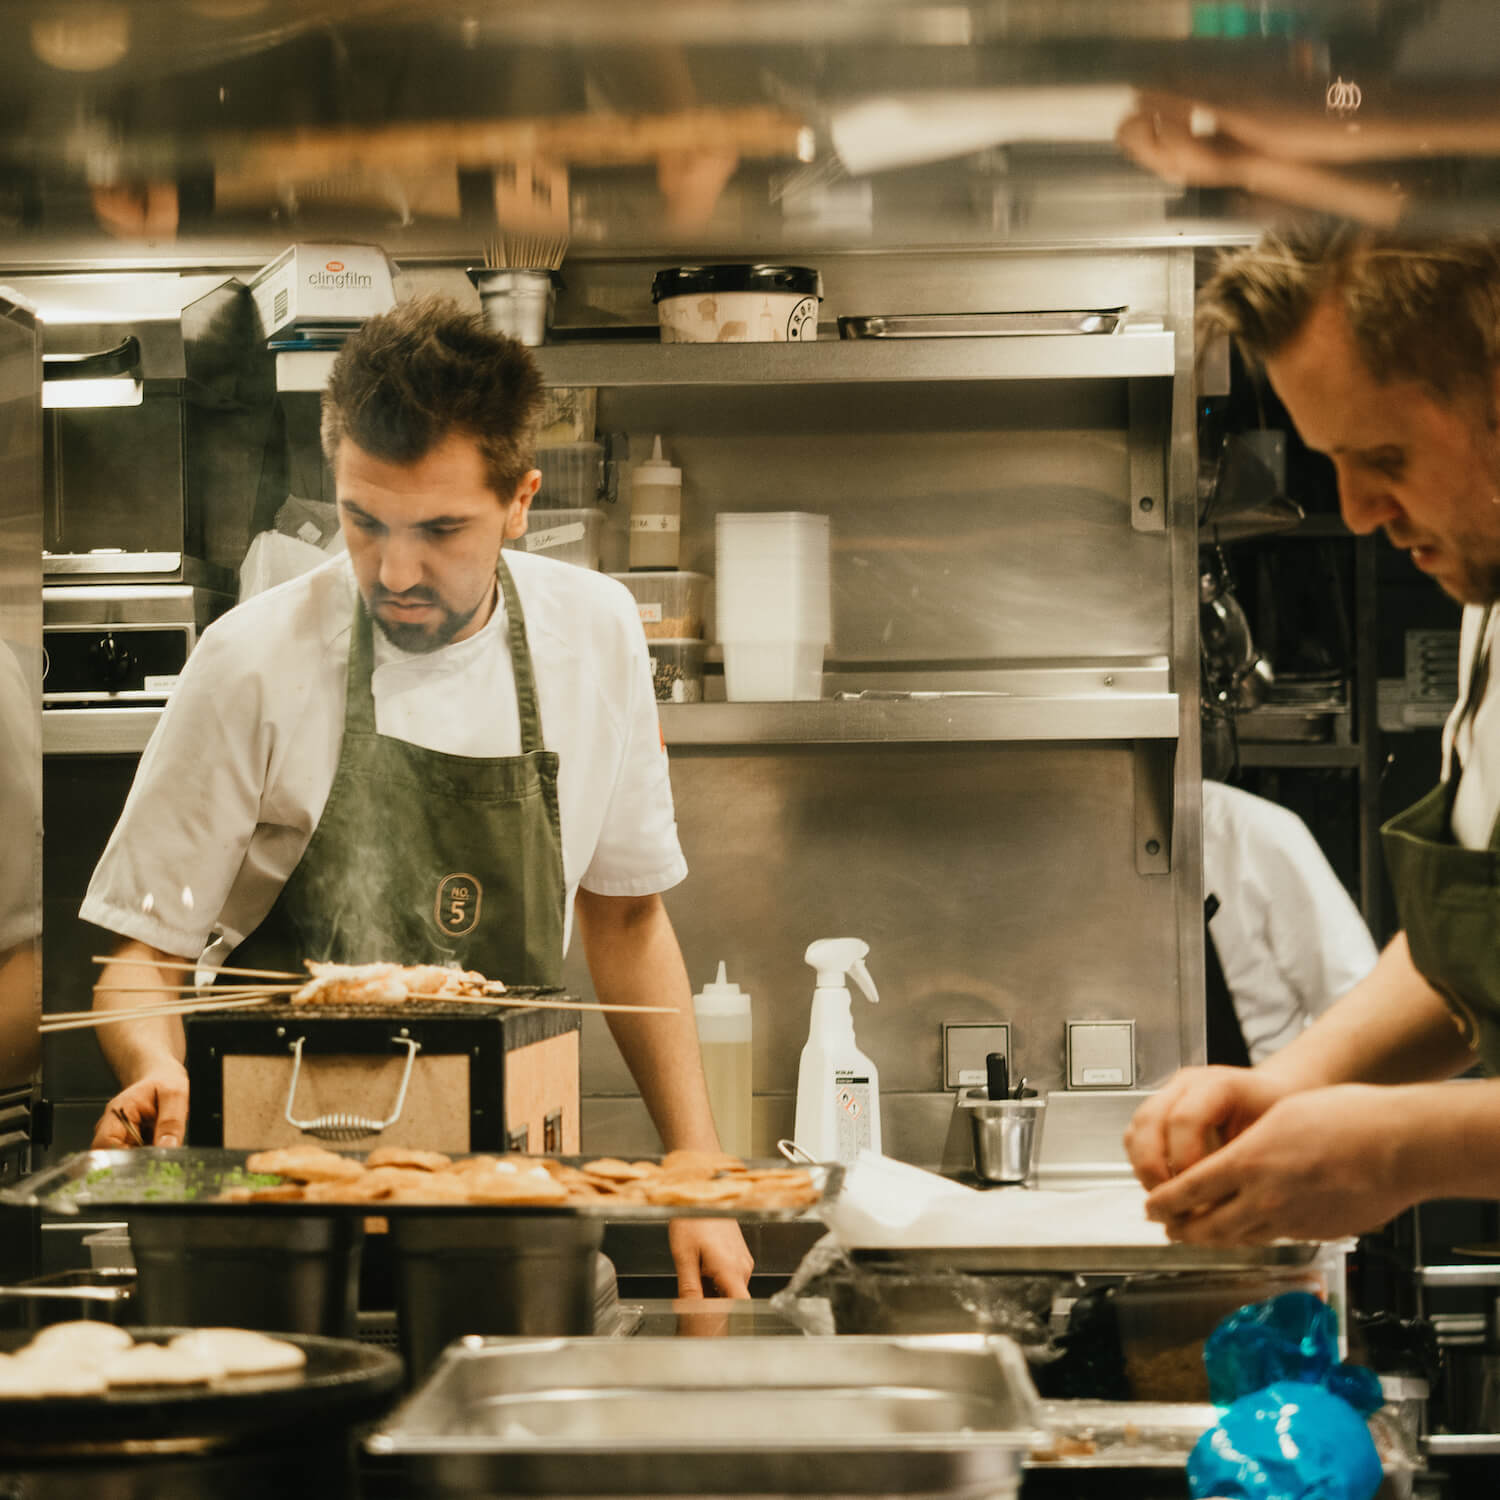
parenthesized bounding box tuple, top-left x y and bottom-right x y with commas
(513, 387, 605, 570)
(715, 512, 832, 701)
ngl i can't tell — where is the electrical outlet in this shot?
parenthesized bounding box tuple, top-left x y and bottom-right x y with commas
(942, 1022, 1010, 1091)
(1066, 1020, 1136, 1089)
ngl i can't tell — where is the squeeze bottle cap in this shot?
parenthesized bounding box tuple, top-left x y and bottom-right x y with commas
(634, 434, 681, 486)
(693, 960, 747, 1016)
(803, 938, 879, 1004)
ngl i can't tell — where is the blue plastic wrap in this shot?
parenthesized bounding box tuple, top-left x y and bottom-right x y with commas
(1186, 1292, 1384, 1500)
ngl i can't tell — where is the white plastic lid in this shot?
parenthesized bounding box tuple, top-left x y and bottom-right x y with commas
(693, 960, 748, 1015)
(634, 435, 681, 486)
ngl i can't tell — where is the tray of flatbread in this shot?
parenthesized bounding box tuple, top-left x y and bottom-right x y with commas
(0, 1325, 401, 1450)
(3, 1147, 840, 1221)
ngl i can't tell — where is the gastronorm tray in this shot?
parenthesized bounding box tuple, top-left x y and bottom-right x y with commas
(848, 1242, 1322, 1273)
(838, 308, 1126, 339)
(0, 1328, 401, 1452)
(1, 1148, 842, 1222)
(364, 1333, 1041, 1496)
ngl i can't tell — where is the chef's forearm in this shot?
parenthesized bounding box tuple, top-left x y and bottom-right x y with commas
(1258, 932, 1475, 1093)
(575, 890, 722, 1154)
(94, 939, 188, 1086)
(1392, 1078, 1500, 1203)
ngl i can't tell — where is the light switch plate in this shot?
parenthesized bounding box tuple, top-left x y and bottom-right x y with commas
(1066, 1020, 1136, 1089)
(942, 1022, 1010, 1091)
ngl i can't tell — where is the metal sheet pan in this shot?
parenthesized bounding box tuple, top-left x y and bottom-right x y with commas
(0, 1328, 401, 1453)
(365, 1333, 1039, 1496)
(848, 1242, 1321, 1273)
(1, 1148, 841, 1223)
(838, 309, 1126, 339)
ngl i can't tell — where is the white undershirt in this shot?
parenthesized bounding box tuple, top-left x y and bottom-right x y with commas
(1202, 781, 1380, 1064)
(1446, 603, 1500, 850)
(81, 550, 687, 962)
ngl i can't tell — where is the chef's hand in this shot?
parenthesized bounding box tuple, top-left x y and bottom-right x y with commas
(92, 1062, 190, 1149)
(1144, 1084, 1408, 1245)
(1124, 1065, 1292, 1190)
(669, 1218, 754, 1299)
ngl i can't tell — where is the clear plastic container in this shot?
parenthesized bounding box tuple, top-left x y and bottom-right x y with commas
(648, 639, 706, 703)
(538, 387, 597, 448)
(610, 571, 708, 640)
(1114, 1269, 1327, 1403)
(535, 442, 604, 508)
(509, 508, 604, 570)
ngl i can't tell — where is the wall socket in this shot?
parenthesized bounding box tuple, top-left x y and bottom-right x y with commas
(1066, 1020, 1136, 1089)
(942, 1022, 1011, 1091)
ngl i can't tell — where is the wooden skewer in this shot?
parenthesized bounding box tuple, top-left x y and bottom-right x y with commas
(92, 984, 302, 998)
(42, 995, 277, 1033)
(91, 955, 303, 982)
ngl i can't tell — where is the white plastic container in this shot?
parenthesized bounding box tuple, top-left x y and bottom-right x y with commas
(722, 642, 824, 701)
(794, 938, 882, 1165)
(694, 961, 753, 1159)
(629, 436, 682, 570)
(652, 265, 822, 343)
(508, 508, 603, 570)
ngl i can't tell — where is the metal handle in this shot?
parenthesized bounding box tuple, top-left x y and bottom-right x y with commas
(776, 1139, 816, 1165)
(0, 1283, 132, 1304)
(284, 1034, 421, 1143)
(42, 335, 141, 381)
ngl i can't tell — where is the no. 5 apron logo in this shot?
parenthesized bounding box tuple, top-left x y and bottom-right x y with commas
(435, 873, 482, 937)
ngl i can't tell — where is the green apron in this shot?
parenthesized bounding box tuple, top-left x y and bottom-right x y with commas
(231, 556, 566, 986)
(1381, 604, 1500, 1071)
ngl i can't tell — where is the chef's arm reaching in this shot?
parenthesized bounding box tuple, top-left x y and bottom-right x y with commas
(1125, 932, 1488, 1241)
(575, 888, 756, 1298)
(90, 937, 191, 1149)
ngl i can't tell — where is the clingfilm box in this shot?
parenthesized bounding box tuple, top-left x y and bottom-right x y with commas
(249, 243, 396, 341)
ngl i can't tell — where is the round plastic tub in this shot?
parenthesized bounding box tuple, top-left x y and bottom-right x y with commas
(651, 265, 822, 343)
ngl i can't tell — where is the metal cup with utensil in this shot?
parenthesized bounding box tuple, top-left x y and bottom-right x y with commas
(959, 1055, 1044, 1185)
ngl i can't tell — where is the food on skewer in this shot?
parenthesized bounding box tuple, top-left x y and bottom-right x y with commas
(216, 1148, 822, 1210)
(292, 960, 501, 1006)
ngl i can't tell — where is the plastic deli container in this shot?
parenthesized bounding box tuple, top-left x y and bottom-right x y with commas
(648, 639, 706, 703)
(509, 509, 603, 570)
(538, 387, 597, 448)
(652, 265, 823, 344)
(535, 442, 604, 509)
(1114, 1269, 1326, 1403)
(610, 571, 708, 640)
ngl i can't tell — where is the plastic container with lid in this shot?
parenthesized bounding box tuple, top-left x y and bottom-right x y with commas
(535, 442, 605, 509)
(1114, 1269, 1327, 1403)
(693, 961, 753, 1158)
(508, 508, 603, 570)
(647, 639, 706, 703)
(628, 436, 682, 570)
(652, 264, 822, 343)
(610, 571, 708, 639)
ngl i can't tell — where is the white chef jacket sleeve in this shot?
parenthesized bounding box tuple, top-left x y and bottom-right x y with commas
(79, 617, 276, 958)
(1252, 800, 1379, 1022)
(577, 592, 688, 898)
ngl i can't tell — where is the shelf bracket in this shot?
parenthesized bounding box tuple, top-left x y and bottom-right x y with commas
(1128, 381, 1167, 534)
(1133, 739, 1173, 876)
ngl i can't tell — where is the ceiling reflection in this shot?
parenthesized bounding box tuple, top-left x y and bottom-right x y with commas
(0, 0, 1498, 257)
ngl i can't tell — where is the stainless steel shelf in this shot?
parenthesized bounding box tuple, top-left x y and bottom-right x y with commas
(1426, 1434, 1500, 1458)
(660, 693, 1179, 745)
(42, 707, 162, 755)
(1420, 1265, 1500, 1289)
(535, 330, 1175, 388)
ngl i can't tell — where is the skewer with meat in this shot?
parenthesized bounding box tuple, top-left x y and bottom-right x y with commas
(292, 960, 501, 1005)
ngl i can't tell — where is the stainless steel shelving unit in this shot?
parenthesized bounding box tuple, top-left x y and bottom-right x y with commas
(533, 330, 1175, 388)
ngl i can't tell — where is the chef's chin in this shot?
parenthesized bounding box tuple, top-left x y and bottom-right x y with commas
(372, 600, 477, 654)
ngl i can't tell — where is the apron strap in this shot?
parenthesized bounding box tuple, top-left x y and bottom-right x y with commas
(1445, 602, 1496, 831)
(344, 555, 546, 755)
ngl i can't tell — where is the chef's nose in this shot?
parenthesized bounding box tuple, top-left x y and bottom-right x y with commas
(377, 533, 426, 594)
(1334, 461, 1400, 536)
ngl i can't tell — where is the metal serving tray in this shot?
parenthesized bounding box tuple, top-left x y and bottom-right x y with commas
(838, 309, 1125, 339)
(848, 1243, 1322, 1273)
(2, 1148, 841, 1222)
(365, 1333, 1040, 1497)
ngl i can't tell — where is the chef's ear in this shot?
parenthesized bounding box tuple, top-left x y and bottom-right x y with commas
(503, 470, 541, 540)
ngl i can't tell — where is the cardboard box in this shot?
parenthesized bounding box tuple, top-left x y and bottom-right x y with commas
(249, 243, 396, 342)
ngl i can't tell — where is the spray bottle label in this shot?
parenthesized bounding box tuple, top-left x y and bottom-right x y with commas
(833, 1071, 872, 1158)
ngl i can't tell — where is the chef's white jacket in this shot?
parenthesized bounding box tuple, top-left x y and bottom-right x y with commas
(81, 550, 687, 963)
(1202, 780, 1379, 1064)
(1446, 603, 1500, 851)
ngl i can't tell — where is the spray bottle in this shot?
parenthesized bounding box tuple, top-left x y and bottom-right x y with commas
(794, 938, 881, 1164)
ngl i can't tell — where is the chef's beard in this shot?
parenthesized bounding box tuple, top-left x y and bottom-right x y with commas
(367, 586, 485, 654)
